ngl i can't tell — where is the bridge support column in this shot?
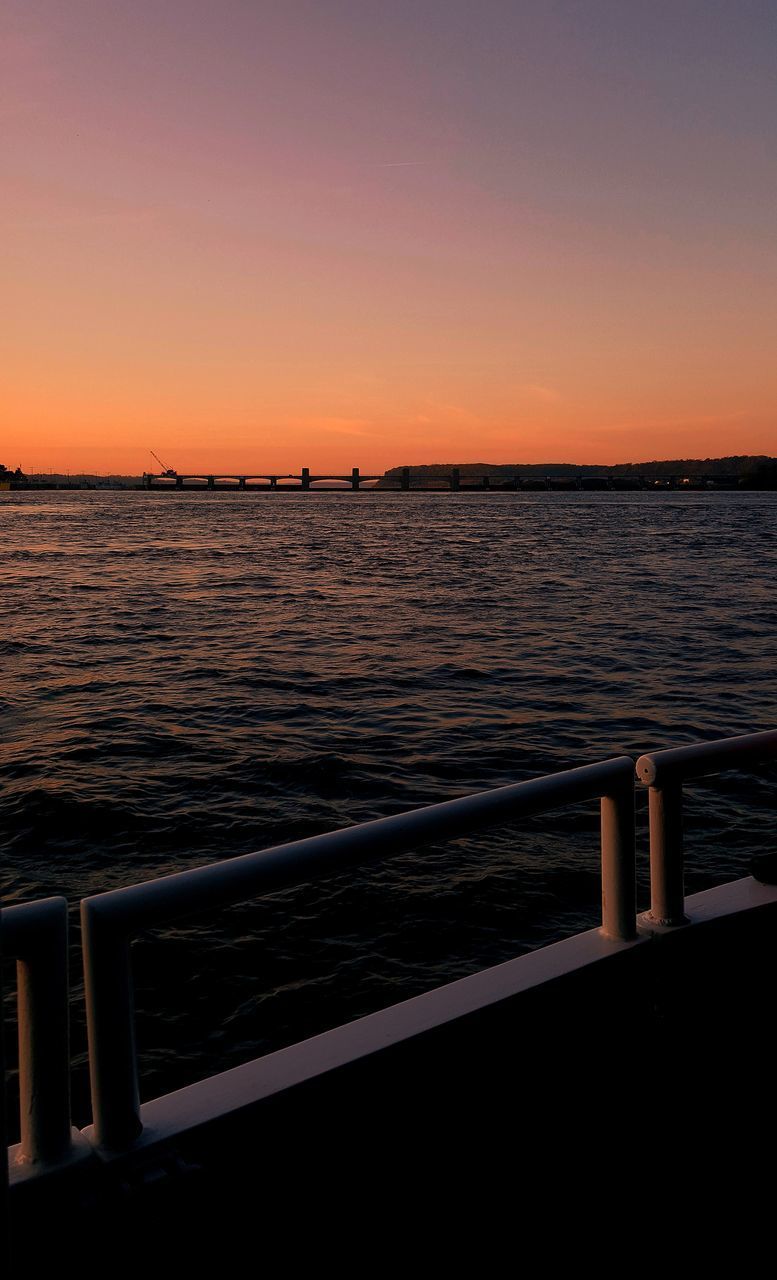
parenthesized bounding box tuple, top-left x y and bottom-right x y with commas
(301, 468, 310, 491)
(270, 476, 277, 488)
(352, 467, 360, 490)
(238, 477, 246, 490)
(451, 468, 460, 491)
(401, 468, 410, 491)
(176, 476, 183, 488)
(482, 475, 490, 489)
(207, 476, 215, 489)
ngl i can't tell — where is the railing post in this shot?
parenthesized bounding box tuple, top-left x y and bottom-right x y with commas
(3, 898, 73, 1170)
(17, 907, 71, 1165)
(636, 732, 777, 924)
(599, 773, 637, 941)
(647, 783, 687, 926)
(82, 903, 142, 1151)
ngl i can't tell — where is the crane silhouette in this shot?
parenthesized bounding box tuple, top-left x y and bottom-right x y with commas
(150, 451, 177, 477)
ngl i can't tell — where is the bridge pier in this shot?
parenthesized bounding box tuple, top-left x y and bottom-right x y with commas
(269, 477, 277, 488)
(352, 467, 360, 491)
(301, 468, 310, 491)
(176, 476, 183, 488)
(482, 475, 490, 489)
(401, 468, 410, 491)
(238, 477, 246, 490)
(451, 468, 460, 492)
(207, 476, 215, 489)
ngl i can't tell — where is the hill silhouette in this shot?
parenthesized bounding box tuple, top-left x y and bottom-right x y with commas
(385, 455, 776, 481)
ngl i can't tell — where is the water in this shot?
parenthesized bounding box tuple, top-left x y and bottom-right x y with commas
(2, 490, 776, 1122)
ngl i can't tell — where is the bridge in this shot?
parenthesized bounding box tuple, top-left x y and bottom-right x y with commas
(142, 467, 743, 491)
(143, 468, 380, 490)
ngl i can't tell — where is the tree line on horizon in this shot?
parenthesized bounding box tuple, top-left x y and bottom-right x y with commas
(386, 456, 777, 485)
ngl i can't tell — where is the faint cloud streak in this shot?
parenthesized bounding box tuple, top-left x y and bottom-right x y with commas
(519, 383, 561, 403)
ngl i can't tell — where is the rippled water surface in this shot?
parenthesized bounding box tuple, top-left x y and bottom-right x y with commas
(2, 490, 776, 1119)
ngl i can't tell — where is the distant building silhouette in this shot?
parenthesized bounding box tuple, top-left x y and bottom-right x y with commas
(0, 463, 24, 489)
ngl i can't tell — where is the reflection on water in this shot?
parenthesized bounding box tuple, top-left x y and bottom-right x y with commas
(2, 490, 776, 1116)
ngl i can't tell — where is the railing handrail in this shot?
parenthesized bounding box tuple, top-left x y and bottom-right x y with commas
(81, 756, 636, 1151)
(636, 728, 777, 787)
(83, 757, 634, 932)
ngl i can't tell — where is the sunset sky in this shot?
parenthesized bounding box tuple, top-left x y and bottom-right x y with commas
(3, 1, 777, 473)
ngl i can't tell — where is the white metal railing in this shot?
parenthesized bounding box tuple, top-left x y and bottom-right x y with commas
(2, 897, 72, 1170)
(80, 757, 636, 1151)
(6, 730, 775, 1173)
(636, 729, 777, 926)
(5, 732, 777, 1174)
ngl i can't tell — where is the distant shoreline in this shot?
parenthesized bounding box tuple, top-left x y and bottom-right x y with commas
(7, 476, 777, 493)
(4, 453, 776, 489)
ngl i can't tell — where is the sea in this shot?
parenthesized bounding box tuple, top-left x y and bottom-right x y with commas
(2, 489, 776, 1128)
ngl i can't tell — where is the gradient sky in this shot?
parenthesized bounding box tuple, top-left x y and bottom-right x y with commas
(3, 0, 777, 472)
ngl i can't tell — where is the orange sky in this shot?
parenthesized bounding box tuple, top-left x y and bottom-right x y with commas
(3, 3, 776, 473)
